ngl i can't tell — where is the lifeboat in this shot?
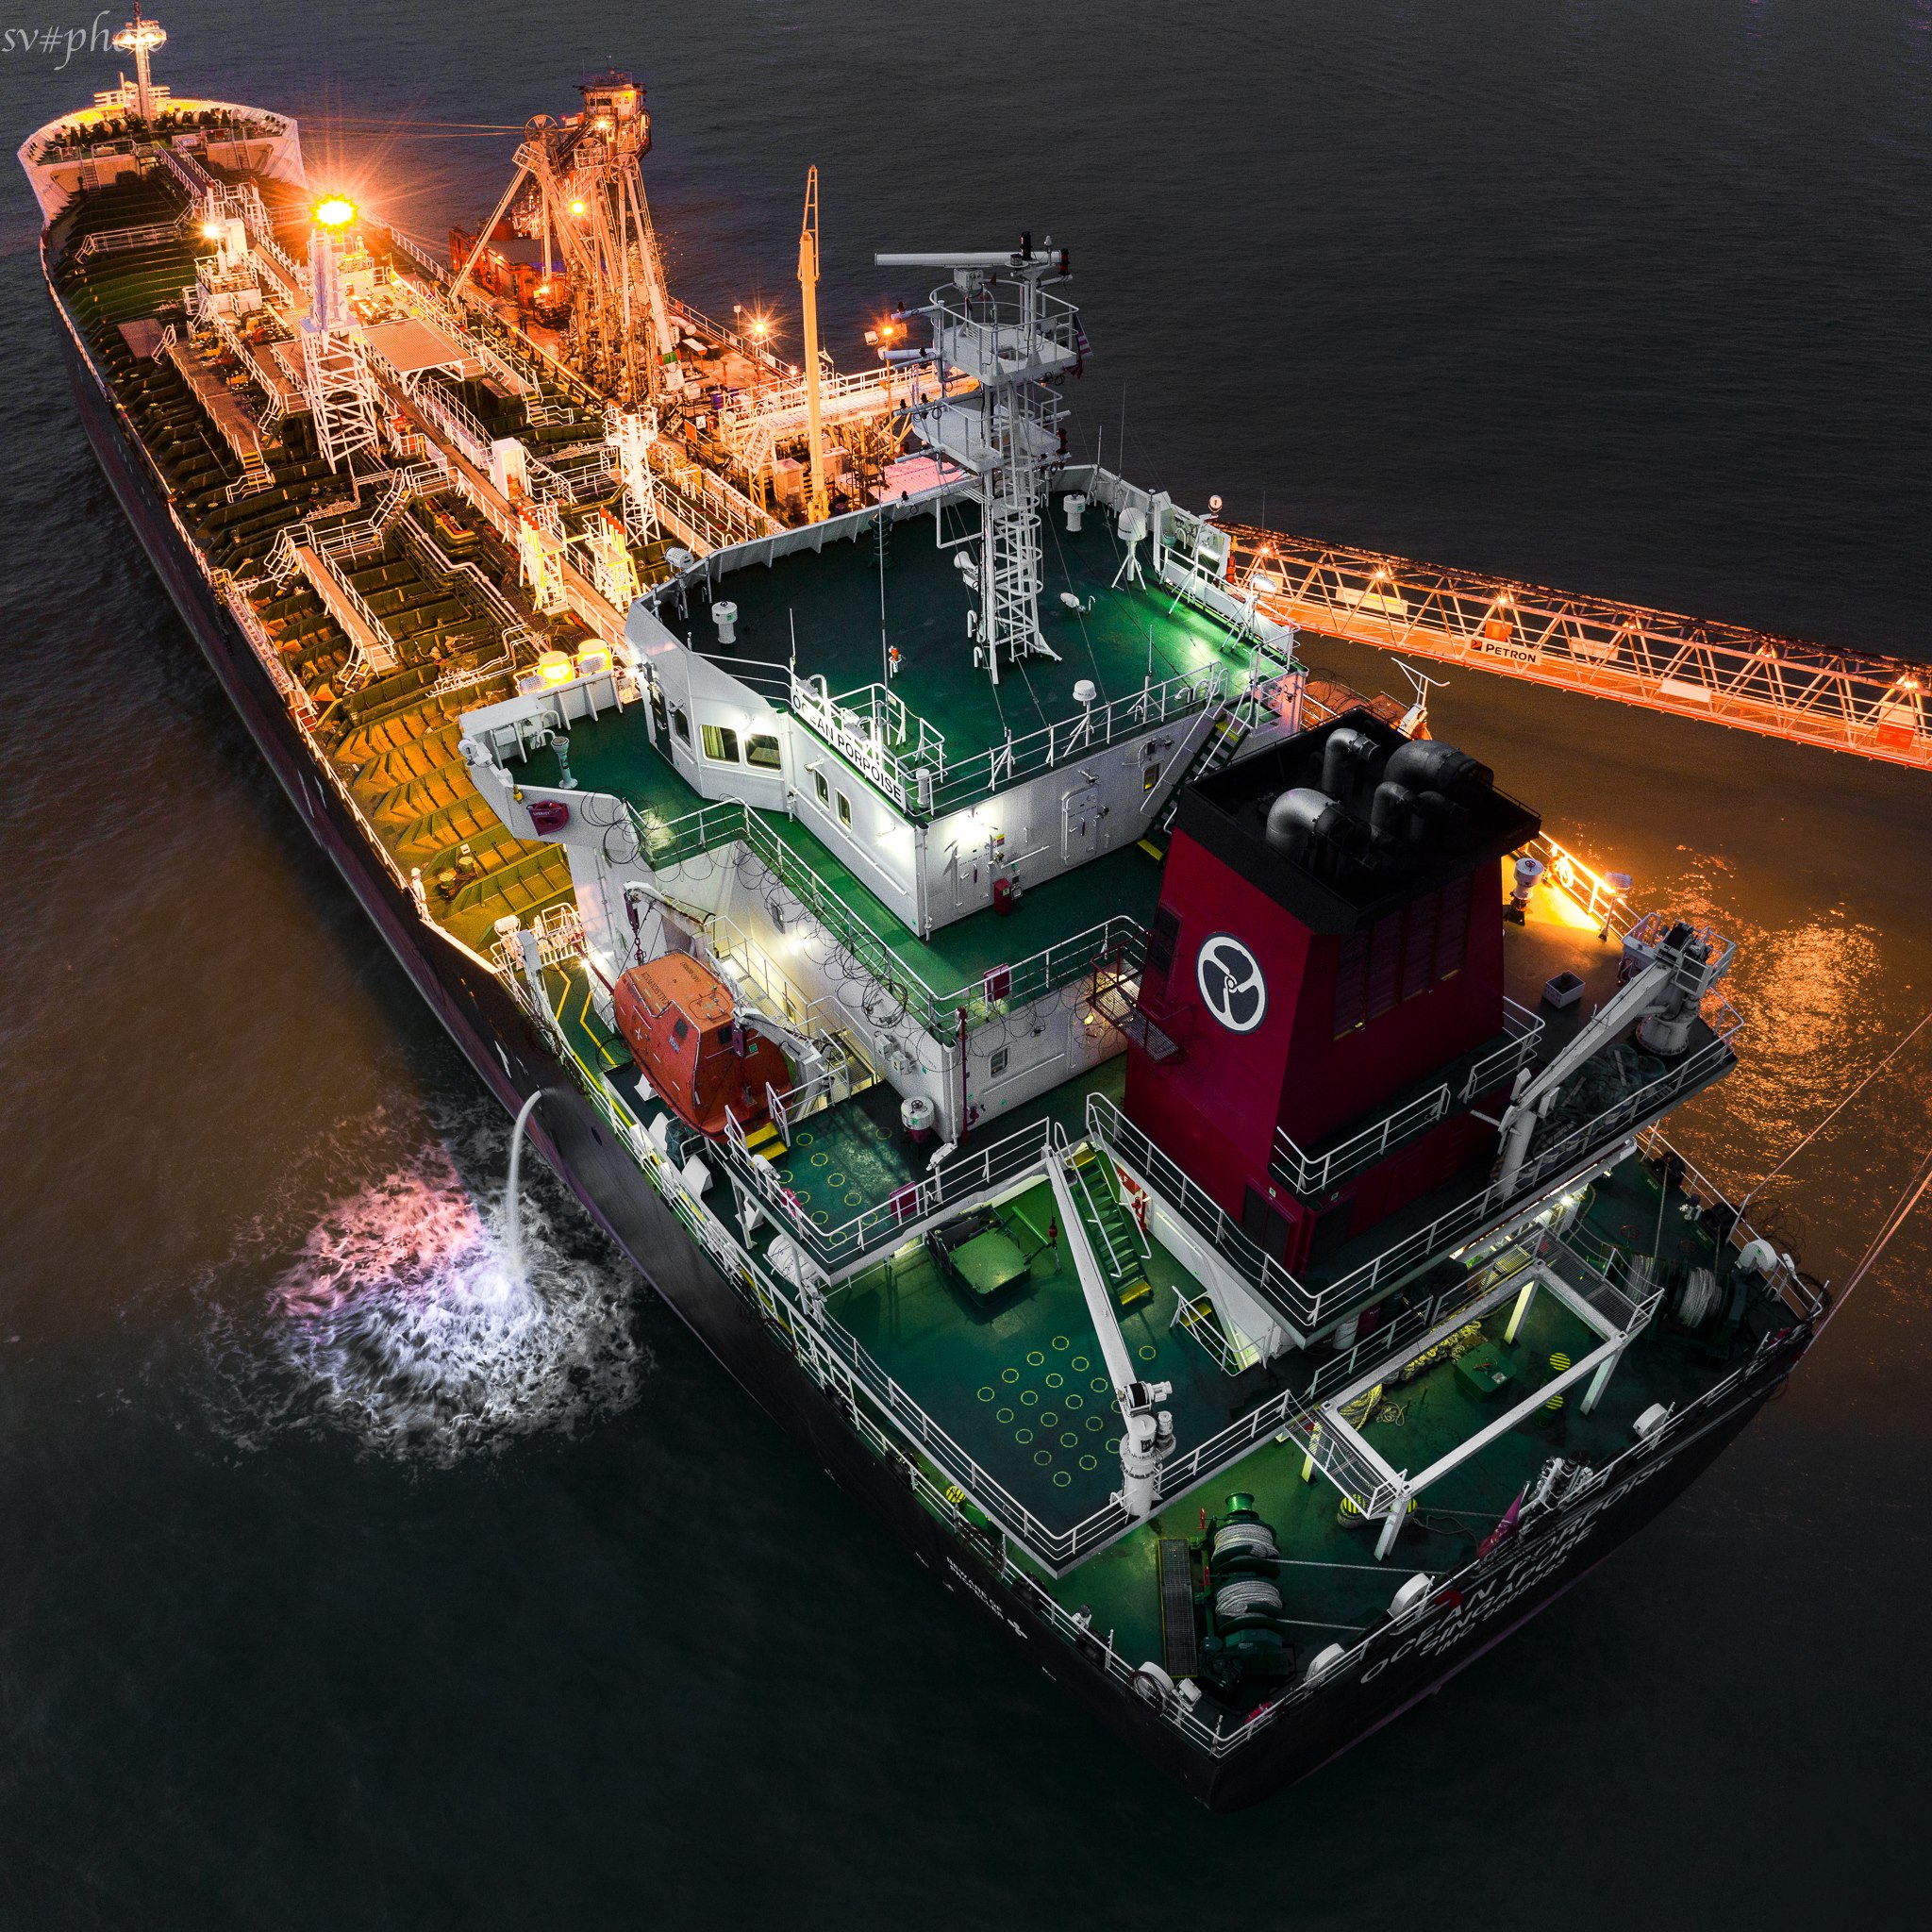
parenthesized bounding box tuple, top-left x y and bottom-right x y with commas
(612, 952, 791, 1138)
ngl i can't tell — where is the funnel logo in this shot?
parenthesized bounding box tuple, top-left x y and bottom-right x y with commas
(1196, 934, 1267, 1034)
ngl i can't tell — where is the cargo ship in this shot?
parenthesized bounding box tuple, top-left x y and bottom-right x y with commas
(23, 18, 1824, 1807)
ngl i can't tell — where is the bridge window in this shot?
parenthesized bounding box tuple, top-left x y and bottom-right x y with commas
(838, 791, 852, 827)
(812, 769, 829, 806)
(702, 724, 741, 764)
(747, 733, 782, 771)
(671, 706, 691, 744)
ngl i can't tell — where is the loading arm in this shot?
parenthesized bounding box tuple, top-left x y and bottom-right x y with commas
(1046, 1153, 1174, 1519)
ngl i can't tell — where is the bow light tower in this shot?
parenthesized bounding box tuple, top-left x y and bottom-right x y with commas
(112, 8, 167, 123)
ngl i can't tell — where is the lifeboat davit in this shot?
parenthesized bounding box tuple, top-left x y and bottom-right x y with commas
(612, 952, 790, 1139)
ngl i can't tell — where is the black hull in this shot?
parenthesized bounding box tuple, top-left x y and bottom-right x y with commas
(49, 271, 1804, 1810)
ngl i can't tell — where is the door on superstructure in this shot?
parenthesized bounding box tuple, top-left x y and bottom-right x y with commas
(1060, 779, 1099, 863)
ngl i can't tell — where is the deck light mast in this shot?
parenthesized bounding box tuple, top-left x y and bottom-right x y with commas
(301, 195, 382, 472)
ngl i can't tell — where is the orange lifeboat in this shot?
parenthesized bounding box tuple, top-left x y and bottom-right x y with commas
(612, 952, 791, 1139)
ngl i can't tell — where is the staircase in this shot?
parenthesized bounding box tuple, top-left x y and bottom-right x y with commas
(225, 440, 275, 502)
(1067, 1144, 1153, 1308)
(1157, 700, 1248, 834)
(1171, 1291, 1264, 1375)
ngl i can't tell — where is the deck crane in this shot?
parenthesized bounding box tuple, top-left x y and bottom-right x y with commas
(797, 167, 831, 525)
(450, 73, 679, 408)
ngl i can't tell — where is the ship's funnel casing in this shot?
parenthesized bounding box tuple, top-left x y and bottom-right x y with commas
(1125, 712, 1541, 1277)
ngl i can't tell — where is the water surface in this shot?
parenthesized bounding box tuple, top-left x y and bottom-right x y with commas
(2, 4, 1927, 1924)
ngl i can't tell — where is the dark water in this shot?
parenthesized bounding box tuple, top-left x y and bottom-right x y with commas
(4, 3, 1929, 1924)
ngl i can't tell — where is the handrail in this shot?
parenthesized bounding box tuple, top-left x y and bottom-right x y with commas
(413, 375, 491, 470)
(1631, 1123, 1824, 1320)
(75, 215, 189, 259)
(734, 1109, 1058, 1275)
(1273, 1082, 1453, 1197)
(1463, 997, 1546, 1095)
(668, 293, 791, 374)
(1091, 1009, 1736, 1339)
(627, 796, 1143, 1035)
(789, 660, 1227, 818)
(222, 579, 315, 724)
(1271, 998, 1544, 1196)
(389, 273, 529, 398)
(1065, 1142, 1139, 1284)
(1089, 1091, 1312, 1326)
(1224, 520, 1932, 773)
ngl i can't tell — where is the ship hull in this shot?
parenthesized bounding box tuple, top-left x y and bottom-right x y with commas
(46, 259, 1802, 1811)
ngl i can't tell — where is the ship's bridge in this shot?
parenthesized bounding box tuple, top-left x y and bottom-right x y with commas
(618, 464, 1292, 929)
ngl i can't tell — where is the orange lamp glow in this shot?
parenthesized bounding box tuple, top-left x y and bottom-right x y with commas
(312, 195, 357, 230)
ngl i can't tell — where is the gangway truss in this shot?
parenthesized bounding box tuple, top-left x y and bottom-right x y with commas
(1222, 523, 1930, 771)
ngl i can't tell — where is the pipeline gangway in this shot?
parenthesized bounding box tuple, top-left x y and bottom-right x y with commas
(1221, 524, 1930, 773)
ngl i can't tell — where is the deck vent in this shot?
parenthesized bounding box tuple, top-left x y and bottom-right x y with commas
(1542, 970, 1585, 1010)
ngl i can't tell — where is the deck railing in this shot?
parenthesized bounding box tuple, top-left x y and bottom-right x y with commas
(74, 215, 190, 259)
(787, 661, 1228, 819)
(1091, 1005, 1739, 1340)
(412, 375, 492, 472)
(625, 796, 1143, 1036)
(1271, 998, 1543, 1196)
(737, 1110, 1059, 1276)
(1183, 1320, 1801, 1757)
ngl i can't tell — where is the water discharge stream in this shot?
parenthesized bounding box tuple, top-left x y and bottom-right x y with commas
(503, 1089, 545, 1290)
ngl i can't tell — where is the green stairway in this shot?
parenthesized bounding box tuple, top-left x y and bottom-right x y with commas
(1069, 1145, 1152, 1307)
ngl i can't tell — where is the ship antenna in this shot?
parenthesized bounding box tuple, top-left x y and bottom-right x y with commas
(1392, 658, 1447, 738)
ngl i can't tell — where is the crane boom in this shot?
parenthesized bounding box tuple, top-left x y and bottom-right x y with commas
(798, 167, 830, 524)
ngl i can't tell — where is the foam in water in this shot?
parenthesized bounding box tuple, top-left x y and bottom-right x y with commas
(272, 1131, 640, 1461)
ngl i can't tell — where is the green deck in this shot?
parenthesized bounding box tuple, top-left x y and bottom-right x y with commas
(831, 1174, 1268, 1530)
(768, 1061, 1125, 1228)
(706, 508, 1262, 762)
(1040, 1146, 1771, 1666)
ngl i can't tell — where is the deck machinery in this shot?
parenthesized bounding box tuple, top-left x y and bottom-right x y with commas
(26, 24, 1828, 1807)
